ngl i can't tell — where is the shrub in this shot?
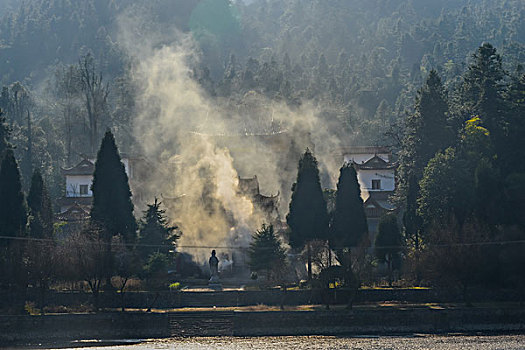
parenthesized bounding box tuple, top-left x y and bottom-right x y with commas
(169, 282, 181, 290)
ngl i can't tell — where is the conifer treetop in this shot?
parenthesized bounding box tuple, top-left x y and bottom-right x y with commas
(90, 130, 137, 243)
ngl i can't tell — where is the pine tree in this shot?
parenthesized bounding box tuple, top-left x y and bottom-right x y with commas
(138, 198, 180, 261)
(287, 148, 329, 279)
(27, 169, 54, 239)
(90, 130, 137, 244)
(462, 43, 504, 115)
(461, 43, 507, 170)
(329, 164, 368, 251)
(248, 224, 287, 281)
(398, 69, 451, 198)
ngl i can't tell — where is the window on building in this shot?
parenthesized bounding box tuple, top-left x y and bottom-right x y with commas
(79, 184, 89, 196)
(372, 179, 381, 190)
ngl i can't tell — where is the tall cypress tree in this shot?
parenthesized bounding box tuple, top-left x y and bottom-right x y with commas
(0, 149, 27, 291)
(90, 130, 137, 243)
(329, 164, 368, 251)
(287, 148, 329, 279)
(27, 169, 54, 239)
(0, 149, 27, 245)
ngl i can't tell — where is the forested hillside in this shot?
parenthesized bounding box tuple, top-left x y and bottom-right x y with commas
(0, 0, 522, 202)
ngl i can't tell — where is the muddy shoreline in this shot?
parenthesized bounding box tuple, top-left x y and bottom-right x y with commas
(2, 306, 524, 347)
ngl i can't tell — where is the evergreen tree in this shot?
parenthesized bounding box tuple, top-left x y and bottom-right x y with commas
(287, 148, 329, 279)
(0, 149, 27, 245)
(90, 130, 136, 287)
(402, 174, 423, 283)
(20, 110, 33, 189)
(90, 130, 137, 244)
(248, 224, 287, 281)
(375, 213, 402, 286)
(27, 169, 54, 239)
(402, 174, 423, 248)
(0, 110, 10, 158)
(418, 117, 491, 230)
(461, 43, 507, 169)
(329, 164, 368, 251)
(138, 198, 180, 261)
(26, 170, 56, 311)
(503, 72, 525, 173)
(461, 43, 504, 115)
(418, 148, 463, 227)
(398, 69, 451, 198)
(0, 148, 27, 291)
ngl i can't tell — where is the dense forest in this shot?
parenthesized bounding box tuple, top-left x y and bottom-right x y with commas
(0, 0, 522, 202)
(0, 0, 524, 308)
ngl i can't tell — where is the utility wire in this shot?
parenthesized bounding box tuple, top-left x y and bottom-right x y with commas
(0, 235, 524, 250)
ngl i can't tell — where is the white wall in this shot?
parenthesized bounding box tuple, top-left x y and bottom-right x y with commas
(357, 169, 395, 192)
(66, 175, 93, 197)
(343, 152, 390, 164)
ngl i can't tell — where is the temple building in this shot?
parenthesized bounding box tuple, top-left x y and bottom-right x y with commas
(341, 146, 397, 242)
(57, 155, 146, 224)
(237, 175, 281, 225)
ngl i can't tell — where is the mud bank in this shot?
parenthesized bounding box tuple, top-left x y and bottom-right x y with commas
(1, 306, 524, 346)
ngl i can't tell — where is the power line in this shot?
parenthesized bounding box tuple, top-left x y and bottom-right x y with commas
(0, 235, 524, 250)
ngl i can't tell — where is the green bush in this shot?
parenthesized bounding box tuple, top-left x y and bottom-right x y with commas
(169, 282, 181, 290)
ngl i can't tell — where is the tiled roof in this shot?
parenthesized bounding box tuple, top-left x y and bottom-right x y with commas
(56, 202, 90, 222)
(341, 146, 391, 155)
(354, 155, 397, 170)
(61, 159, 95, 175)
(58, 196, 92, 207)
(238, 176, 260, 196)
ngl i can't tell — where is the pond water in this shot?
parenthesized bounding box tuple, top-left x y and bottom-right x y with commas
(51, 334, 525, 350)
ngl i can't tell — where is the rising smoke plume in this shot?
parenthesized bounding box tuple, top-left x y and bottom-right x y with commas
(117, 9, 348, 261)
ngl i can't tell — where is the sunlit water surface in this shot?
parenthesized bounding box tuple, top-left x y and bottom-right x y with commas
(52, 334, 525, 350)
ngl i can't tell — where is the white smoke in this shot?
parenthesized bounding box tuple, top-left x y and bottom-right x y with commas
(117, 10, 346, 262)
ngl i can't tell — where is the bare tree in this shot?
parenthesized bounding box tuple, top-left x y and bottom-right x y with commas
(54, 65, 82, 165)
(62, 225, 107, 311)
(113, 235, 140, 312)
(78, 53, 109, 155)
(26, 240, 58, 313)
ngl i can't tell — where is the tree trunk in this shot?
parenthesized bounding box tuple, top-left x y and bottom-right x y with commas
(147, 292, 159, 312)
(39, 281, 47, 314)
(120, 278, 128, 312)
(388, 254, 393, 287)
(307, 242, 312, 281)
(327, 241, 332, 267)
